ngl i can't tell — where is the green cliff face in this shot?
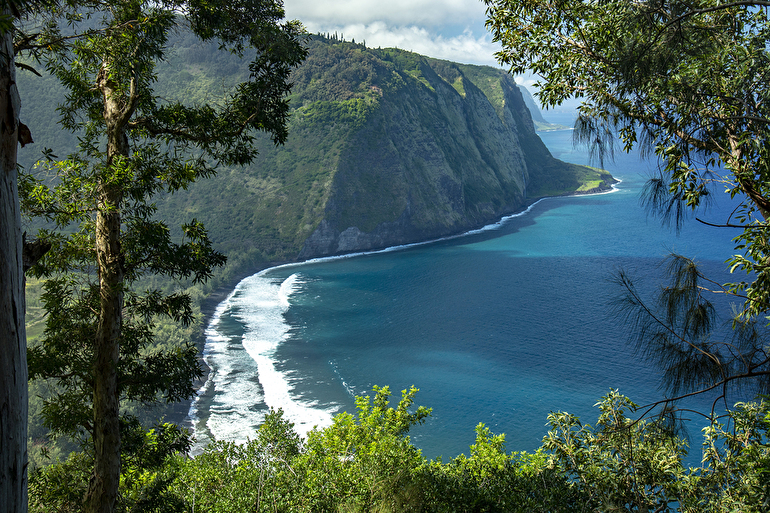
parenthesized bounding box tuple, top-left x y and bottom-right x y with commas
(272, 36, 612, 259)
(18, 34, 614, 272)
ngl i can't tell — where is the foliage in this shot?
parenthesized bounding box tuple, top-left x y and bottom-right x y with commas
(33, 385, 770, 511)
(29, 450, 91, 513)
(52, 388, 750, 512)
(417, 427, 580, 512)
(484, 0, 770, 318)
(29, 422, 191, 513)
(20, 1, 305, 511)
(170, 386, 579, 512)
(172, 386, 429, 512)
(615, 254, 770, 407)
(542, 390, 686, 511)
(294, 97, 379, 131)
(296, 385, 431, 511)
(688, 399, 770, 511)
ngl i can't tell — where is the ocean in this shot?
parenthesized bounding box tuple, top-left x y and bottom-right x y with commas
(188, 111, 740, 460)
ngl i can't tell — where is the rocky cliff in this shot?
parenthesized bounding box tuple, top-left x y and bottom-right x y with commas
(284, 37, 612, 259)
(18, 34, 614, 273)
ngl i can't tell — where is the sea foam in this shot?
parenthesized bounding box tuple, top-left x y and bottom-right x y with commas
(189, 272, 335, 452)
(234, 272, 336, 437)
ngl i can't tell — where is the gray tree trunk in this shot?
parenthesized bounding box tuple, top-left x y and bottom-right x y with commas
(0, 19, 29, 513)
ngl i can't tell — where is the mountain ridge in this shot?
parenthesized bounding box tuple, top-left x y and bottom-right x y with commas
(18, 33, 614, 281)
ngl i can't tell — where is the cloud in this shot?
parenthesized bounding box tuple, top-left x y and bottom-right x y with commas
(514, 75, 538, 90)
(285, 0, 484, 27)
(285, 0, 502, 66)
(300, 21, 501, 66)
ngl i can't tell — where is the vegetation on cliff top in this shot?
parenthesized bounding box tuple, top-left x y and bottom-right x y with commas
(20, 33, 611, 283)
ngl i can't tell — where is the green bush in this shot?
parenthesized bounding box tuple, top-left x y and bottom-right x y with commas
(31, 387, 770, 512)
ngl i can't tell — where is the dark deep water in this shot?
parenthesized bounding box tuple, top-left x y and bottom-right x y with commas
(189, 114, 741, 460)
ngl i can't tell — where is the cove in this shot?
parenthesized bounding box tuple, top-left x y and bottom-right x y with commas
(189, 118, 740, 460)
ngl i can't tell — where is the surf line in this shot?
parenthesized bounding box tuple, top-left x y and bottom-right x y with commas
(188, 272, 338, 449)
(187, 181, 623, 447)
(264, 180, 623, 272)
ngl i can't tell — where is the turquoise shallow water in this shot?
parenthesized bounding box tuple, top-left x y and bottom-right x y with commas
(188, 119, 741, 460)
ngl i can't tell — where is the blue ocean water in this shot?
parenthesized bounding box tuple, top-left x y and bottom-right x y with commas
(188, 114, 741, 460)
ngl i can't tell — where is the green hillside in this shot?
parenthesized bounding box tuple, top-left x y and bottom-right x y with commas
(18, 34, 613, 286)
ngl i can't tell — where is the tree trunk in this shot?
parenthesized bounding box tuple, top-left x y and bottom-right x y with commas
(84, 64, 128, 513)
(84, 189, 123, 513)
(0, 19, 28, 513)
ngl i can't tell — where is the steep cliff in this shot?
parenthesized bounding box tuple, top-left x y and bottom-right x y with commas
(18, 34, 614, 272)
(279, 37, 613, 259)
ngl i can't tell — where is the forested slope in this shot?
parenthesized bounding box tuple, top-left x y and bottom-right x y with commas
(19, 33, 612, 285)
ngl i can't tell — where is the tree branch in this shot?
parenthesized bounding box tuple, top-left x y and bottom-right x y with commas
(663, 1, 770, 32)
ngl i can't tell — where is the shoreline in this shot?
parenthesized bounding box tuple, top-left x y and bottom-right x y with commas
(175, 179, 621, 433)
(197, 179, 620, 323)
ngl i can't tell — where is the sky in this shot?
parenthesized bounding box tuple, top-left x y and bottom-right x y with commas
(283, 0, 503, 69)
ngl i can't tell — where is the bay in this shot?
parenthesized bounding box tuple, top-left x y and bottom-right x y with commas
(188, 114, 741, 460)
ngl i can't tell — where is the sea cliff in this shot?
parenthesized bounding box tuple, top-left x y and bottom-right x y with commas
(159, 36, 612, 267)
(18, 33, 615, 276)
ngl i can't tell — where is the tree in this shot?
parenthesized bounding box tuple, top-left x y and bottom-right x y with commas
(484, 0, 770, 406)
(173, 386, 432, 513)
(0, 0, 58, 510)
(21, 2, 305, 511)
(0, 5, 27, 510)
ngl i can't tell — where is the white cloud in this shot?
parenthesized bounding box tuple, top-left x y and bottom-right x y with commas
(284, 0, 503, 66)
(300, 21, 501, 66)
(514, 75, 532, 87)
(285, 0, 484, 27)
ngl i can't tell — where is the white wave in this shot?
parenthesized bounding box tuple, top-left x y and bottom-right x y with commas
(188, 289, 238, 451)
(256, 184, 625, 274)
(329, 359, 358, 399)
(189, 184, 623, 451)
(195, 272, 335, 446)
(188, 281, 275, 452)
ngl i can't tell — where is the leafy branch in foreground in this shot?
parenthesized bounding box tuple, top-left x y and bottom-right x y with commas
(21, 1, 306, 512)
(614, 254, 770, 413)
(484, 0, 770, 405)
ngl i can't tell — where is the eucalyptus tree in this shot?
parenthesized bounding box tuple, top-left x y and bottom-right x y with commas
(0, 5, 28, 509)
(0, 0, 62, 510)
(484, 1, 770, 406)
(22, 1, 305, 511)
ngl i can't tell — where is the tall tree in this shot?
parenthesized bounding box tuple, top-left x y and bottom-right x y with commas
(484, 1, 770, 404)
(22, 1, 305, 512)
(0, 0, 57, 509)
(0, 6, 27, 510)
